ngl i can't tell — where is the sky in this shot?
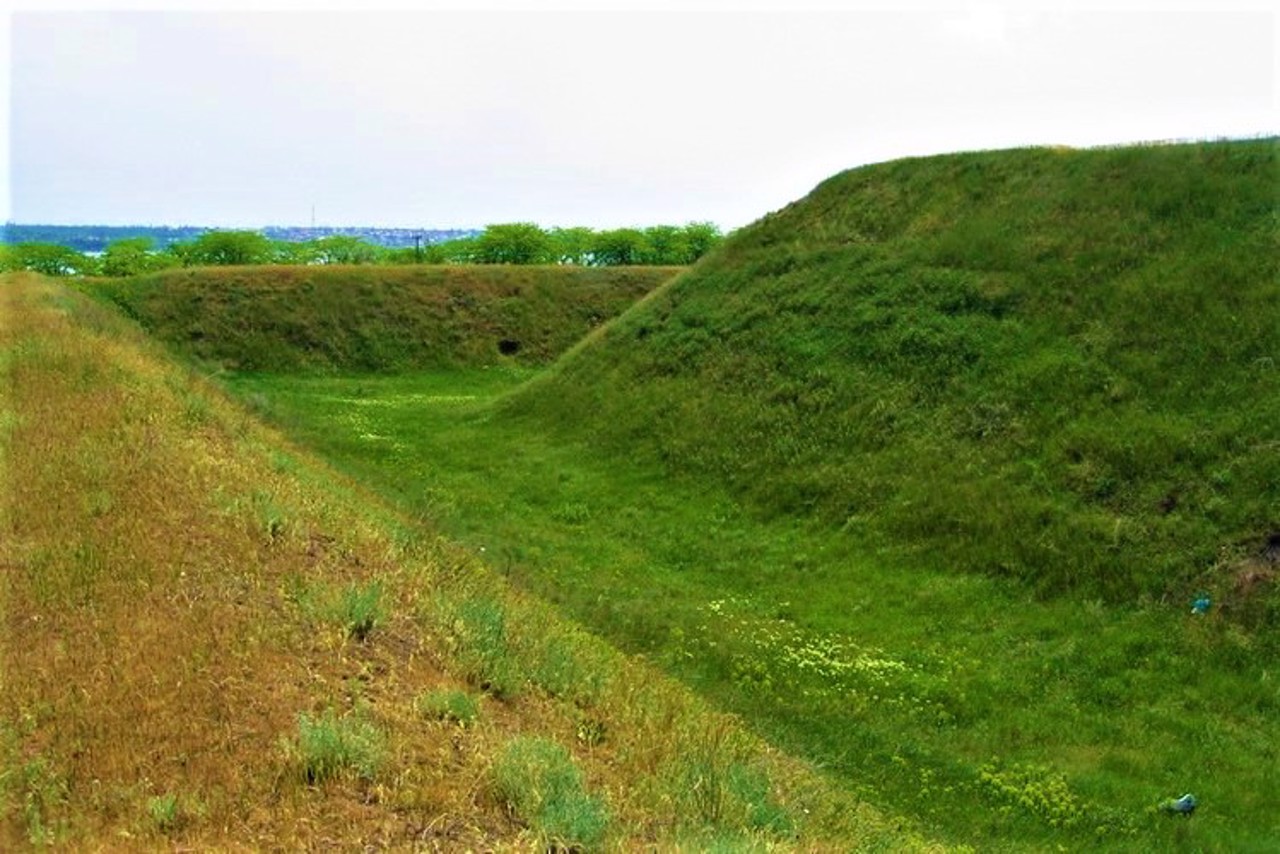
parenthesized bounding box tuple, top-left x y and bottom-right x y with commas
(4, 1, 1277, 231)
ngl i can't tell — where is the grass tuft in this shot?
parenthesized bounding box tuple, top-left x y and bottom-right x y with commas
(145, 793, 181, 833)
(416, 688, 480, 726)
(295, 578, 387, 641)
(13, 757, 68, 846)
(292, 708, 386, 784)
(332, 580, 385, 641)
(492, 736, 610, 849)
(435, 596, 523, 697)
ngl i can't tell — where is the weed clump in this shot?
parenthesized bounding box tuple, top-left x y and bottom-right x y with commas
(527, 630, 608, 706)
(668, 757, 794, 838)
(8, 756, 69, 846)
(333, 580, 385, 640)
(436, 596, 523, 697)
(416, 688, 480, 726)
(291, 708, 386, 784)
(145, 793, 181, 833)
(295, 578, 386, 641)
(973, 760, 1136, 838)
(492, 736, 610, 849)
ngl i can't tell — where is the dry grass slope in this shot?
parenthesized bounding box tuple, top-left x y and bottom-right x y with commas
(0, 273, 937, 850)
(0, 273, 512, 848)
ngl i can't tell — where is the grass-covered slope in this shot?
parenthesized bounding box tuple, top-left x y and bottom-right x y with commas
(0, 274, 928, 850)
(89, 264, 680, 372)
(506, 139, 1279, 610)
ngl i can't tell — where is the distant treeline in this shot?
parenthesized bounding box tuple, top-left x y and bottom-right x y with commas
(0, 222, 723, 277)
(2, 223, 475, 252)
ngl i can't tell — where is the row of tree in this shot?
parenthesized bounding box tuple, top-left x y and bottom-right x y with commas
(0, 222, 724, 278)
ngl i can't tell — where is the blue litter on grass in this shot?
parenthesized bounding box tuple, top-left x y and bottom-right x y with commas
(1191, 596, 1211, 615)
(1162, 793, 1197, 815)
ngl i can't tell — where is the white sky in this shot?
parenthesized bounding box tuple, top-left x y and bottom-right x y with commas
(3, 1, 1277, 230)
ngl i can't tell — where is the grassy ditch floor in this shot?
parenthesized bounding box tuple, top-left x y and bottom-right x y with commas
(232, 368, 1280, 852)
(0, 274, 932, 850)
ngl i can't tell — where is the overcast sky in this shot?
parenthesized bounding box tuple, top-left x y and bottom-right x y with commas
(4, 2, 1277, 230)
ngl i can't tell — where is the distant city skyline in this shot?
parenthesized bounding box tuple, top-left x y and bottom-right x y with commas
(6, 5, 1277, 230)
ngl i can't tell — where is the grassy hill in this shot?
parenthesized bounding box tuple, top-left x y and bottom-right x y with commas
(504, 139, 1279, 616)
(88, 264, 680, 372)
(61, 138, 1279, 849)
(0, 273, 927, 849)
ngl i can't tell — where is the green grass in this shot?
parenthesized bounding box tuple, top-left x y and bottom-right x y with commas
(415, 688, 480, 726)
(96, 137, 1280, 849)
(145, 793, 181, 834)
(84, 264, 679, 373)
(9, 757, 68, 846)
(292, 707, 387, 784)
(4, 273, 922, 848)
(227, 363, 1279, 851)
(492, 736, 610, 849)
(431, 593, 525, 699)
(506, 139, 1280, 611)
(293, 578, 387, 640)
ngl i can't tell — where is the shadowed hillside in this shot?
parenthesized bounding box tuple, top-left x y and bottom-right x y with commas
(504, 139, 1279, 615)
(88, 264, 681, 372)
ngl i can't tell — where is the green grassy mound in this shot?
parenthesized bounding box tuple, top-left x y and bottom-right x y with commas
(503, 139, 1279, 615)
(87, 264, 680, 372)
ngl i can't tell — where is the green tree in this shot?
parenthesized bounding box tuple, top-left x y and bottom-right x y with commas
(310, 235, 380, 265)
(380, 247, 420, 265)
(473, 223, 552, 265)
(549, 227, 596, 265)
(641, 225, 686, 265)
(269, 240, 321, 266)
(183, 230, 273, 266)
(101, 237, 154, 276)
(164, 241, 196, 266)
(590, 228, 649, 266)
(680, 221, 723, 263)
(9, 242, 94, 276)
(100, 236, 179, 276)
(420, 237, 478, 264)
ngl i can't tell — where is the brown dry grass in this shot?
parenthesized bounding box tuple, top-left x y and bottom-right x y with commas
(0, 274, 520, 849)
(0, 274, 936, 851)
